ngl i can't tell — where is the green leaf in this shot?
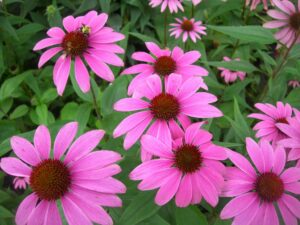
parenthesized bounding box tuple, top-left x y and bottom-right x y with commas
(36, 104, 48, 125)
(0, 70, 32, 100)
(0, 206, 13, 218)
(76, 103, 92, 135)
(16, 23, 44, 43)
(208, 25, 275, 44)
(129, 32, 158, 43)
(0, 16, 19, 41)
(205, 61, 257, 73)
(9, 104, 28, 119)
(118, 191, 160, 225)
(41, 88, 58, 104)
(175, 206, 208, 225)
(285, 88, 300, 108)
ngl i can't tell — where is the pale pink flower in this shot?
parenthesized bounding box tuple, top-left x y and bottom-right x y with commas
(170, 17, 207, 43)
(191, 0, 202, 6)
(113, 74, 223, 153)
(218, 57, 246, 84)
(248, 102, 293, 144)
(13, 177, 29, 190)
(0, 122, 125, 225)
(278, 109, 300, 162)
(121, 42, 208, 95)
(33, 11, 124, 95)
(289, 80, 300, 88)
(130, 122, 227, 207)
(246, 0, 274, 10)
(221, 138, 300, 225)
(149, 0, 184, 13)
(263, 0, 300, 47)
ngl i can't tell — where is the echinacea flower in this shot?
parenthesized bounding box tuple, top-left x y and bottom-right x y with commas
(246, 0, 274, 10)
(170, 17, 207, 43)
(13, 177, 29, 190)
(218, 57, 246, 84)
(149, 0, 184, 13)
(0, 122, 125, 225)
(263, 0, 300, 47)
(130, 122, 227, 207)
(278, 109, 300, 162)
(289, 80, 300, 88)
(221, 138, 300, 225)
(248, 102, 293, 144)
(122, 42, 208, 95)
(33, 10, 124, 95)
(113, 74, 223, 152)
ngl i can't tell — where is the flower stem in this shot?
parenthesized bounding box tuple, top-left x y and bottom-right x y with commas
(259, 32, 300, 101)
(164, 11, 168, 48)
(191, 4, 195, 17)
(90, 84, 101, 121)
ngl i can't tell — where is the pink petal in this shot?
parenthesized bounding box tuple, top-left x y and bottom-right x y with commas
(141, 135, 173, 158)
(56, 56, 71, 96)
(175, 174, 192, 207)
(38, 47, 62, 68)
(0, 157, 32, 177)
(114, 98, 149, 111)
(75, 57, 90, 93)
(15, 193, 39, 225)
(34, 125, 51, 160)
(33, 38, 61, 51)
(227, 150, 256, 178)
(63, 16, 77, 33)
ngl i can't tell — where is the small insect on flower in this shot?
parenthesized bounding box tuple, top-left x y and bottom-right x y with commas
(0, 122, 125, 225)
(170, 17, 207, 43)
(33, 11, 125, 95)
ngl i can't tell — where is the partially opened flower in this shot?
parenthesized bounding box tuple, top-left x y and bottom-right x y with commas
(122, 42, 208, 95)
(0, 122, 125, 225)
(218, 57, 246, 84)
(246, 0, 274, 10)
(278, 109, 300, 162)
(34, 10, 124, 95)
(289, 80, 300, 88)
(149, 0, 184, 13)
(170, 17, 207, 43)
(13, 177, 29, 190)
(248, 102, 293, 144)
(263, 0, 300, 47)
(113, 74, 223, 152)
(221, 138, 300, 225)
(130, 122, 227, 207)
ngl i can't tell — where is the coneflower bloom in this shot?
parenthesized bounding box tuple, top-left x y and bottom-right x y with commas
(121, 42, 208, 95)
(149, 0, 184, 13)
(0, 122, 125, 225)
(221, 138, 300, 225)
(218, 57, 246, 84)
(170, 17, 207, 43)
(246, 0, 274, 10)
(263, 0, 300, 47)
(248, 102, 293, 144)
(130, 122, 227, 207)
(113, 74, 223, 151)
(289, 80, 300, 88)
(13, 177, 29, 190)
(278, 109, 300, 162)
(33, 11, 124, 95)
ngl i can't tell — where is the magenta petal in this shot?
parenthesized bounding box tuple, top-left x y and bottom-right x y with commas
(175, 174, 192, 207)
(56, 56, 71, 96)
(141, 135, 173, 158)
(44, 201, 62, 225)
(114, 98, 149, 112)
(38, 47, 62, 68)
(75, 57, 91, 93)
(0, 157, 31, 177)
(15, 193, 39, 225)
(27, 200, 48, 225)
(280, 194, 300, 218)
(64, 130, 105, 164)
(34, 125, 51, 160)
(280, 167, 300, 183)
(227, 150, 256, 178)
(246, 138, 264, 173)
(278, 198, 298, 225)
(63, 16, 76, 33)
(33, 38, 61, 51)
(10, 136, 41, 166)
(54, 122, 78, 159)
(47, 27, 65, 38)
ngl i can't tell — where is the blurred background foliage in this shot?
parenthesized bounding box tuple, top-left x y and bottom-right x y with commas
(0, 0, 299, 224)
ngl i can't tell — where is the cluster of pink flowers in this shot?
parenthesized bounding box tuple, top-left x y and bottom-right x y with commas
(1, 0, 300, 224)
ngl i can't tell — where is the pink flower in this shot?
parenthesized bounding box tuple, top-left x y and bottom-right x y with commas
(170, 17, 207, 43)
(122, 42, 208, 95)
(246, 0, 274, 10)
(0, 122, 125, 225)
(263, 0, 300, 47)
(218, 57, 246, 84)
(289, 80, 300, 88)
(13, 177, 29, 190)
(278, 109, 300, 162)
(149, 0, 184, 13)
(33, 11, 125, 95)
(248, 102, 293, 144)
(130, 122, 227, 207)
(191, 0, 202, 6)
(113, 74, 223, 153)
(221, 138, 300, 225)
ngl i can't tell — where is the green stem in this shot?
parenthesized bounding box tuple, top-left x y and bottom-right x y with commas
(164, 11, 168, 48)
(90, 84, 101, 121)
(191, 4, 195, 17)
